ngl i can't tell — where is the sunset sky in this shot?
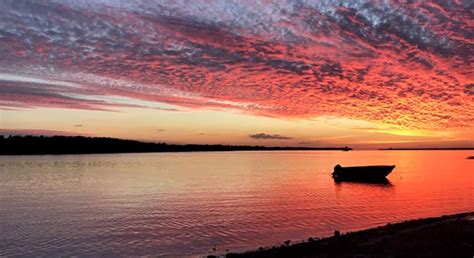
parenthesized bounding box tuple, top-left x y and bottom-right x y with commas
(0, 0, 473, 148)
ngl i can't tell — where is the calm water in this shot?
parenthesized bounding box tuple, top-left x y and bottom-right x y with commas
(0, 151, 473, 256)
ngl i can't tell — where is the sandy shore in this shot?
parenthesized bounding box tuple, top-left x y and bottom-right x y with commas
(217, 211, 474, 258)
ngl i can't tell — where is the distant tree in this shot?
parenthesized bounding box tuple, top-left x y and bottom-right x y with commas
(0, 135, 353, 155)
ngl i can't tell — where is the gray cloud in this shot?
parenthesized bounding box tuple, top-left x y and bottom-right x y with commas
(249, 133, 292, 140)
(298, 141, 318, 145)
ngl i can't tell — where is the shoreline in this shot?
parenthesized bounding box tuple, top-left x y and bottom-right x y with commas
(0, 135, 352, 155)
(380, 148, 474, 150)
(219, 211, 474, 258)
(0, 149, 350, 156)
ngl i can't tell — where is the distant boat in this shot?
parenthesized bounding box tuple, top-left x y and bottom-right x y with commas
(332, 164, 395, 181)
(342, 146, 352, 151)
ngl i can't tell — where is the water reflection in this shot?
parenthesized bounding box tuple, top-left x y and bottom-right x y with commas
(333, 177, 393, 186)
(0, 151, 472, 256)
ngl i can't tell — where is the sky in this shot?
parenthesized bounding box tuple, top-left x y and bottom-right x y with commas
(0, 0, 473, 148)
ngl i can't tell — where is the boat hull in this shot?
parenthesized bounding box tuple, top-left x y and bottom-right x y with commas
(332, 165, 395, 181)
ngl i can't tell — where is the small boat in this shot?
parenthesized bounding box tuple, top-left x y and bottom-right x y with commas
(332, 164, 395, 181)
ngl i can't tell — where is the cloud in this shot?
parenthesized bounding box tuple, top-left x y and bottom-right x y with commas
(465, 84, 474, 96)
(0, 128, 90, 136)
(249, 133, 292, 140)
(297, 141, 318, 145)
(0, 0, 472, 130)
(0, 78, 156, 111)
(153, 107, 182, 112)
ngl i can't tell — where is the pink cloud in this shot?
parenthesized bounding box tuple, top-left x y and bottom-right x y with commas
(0, 0, 472, 130)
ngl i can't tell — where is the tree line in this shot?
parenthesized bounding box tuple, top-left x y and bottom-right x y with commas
(0, 135, 352, 155)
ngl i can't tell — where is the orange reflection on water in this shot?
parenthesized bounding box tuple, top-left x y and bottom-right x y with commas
(0, 150, 472, 256)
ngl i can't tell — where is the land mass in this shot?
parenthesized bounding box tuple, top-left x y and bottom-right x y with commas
(0, 135, 352, 155)
(380, 147, 474, 150)
(222, 211, 474, 258)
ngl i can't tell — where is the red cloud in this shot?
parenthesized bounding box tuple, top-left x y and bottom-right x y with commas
(0, 1, 472, 130)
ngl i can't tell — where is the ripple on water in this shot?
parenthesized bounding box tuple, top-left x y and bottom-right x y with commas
(0, 151, 473, 256)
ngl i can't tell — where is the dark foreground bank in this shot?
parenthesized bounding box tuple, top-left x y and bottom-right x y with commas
(0, 135, 352, 155)
(220, 212, 474, 258)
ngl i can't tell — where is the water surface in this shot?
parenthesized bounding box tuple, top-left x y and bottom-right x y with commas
(0, 151, 473, 256)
